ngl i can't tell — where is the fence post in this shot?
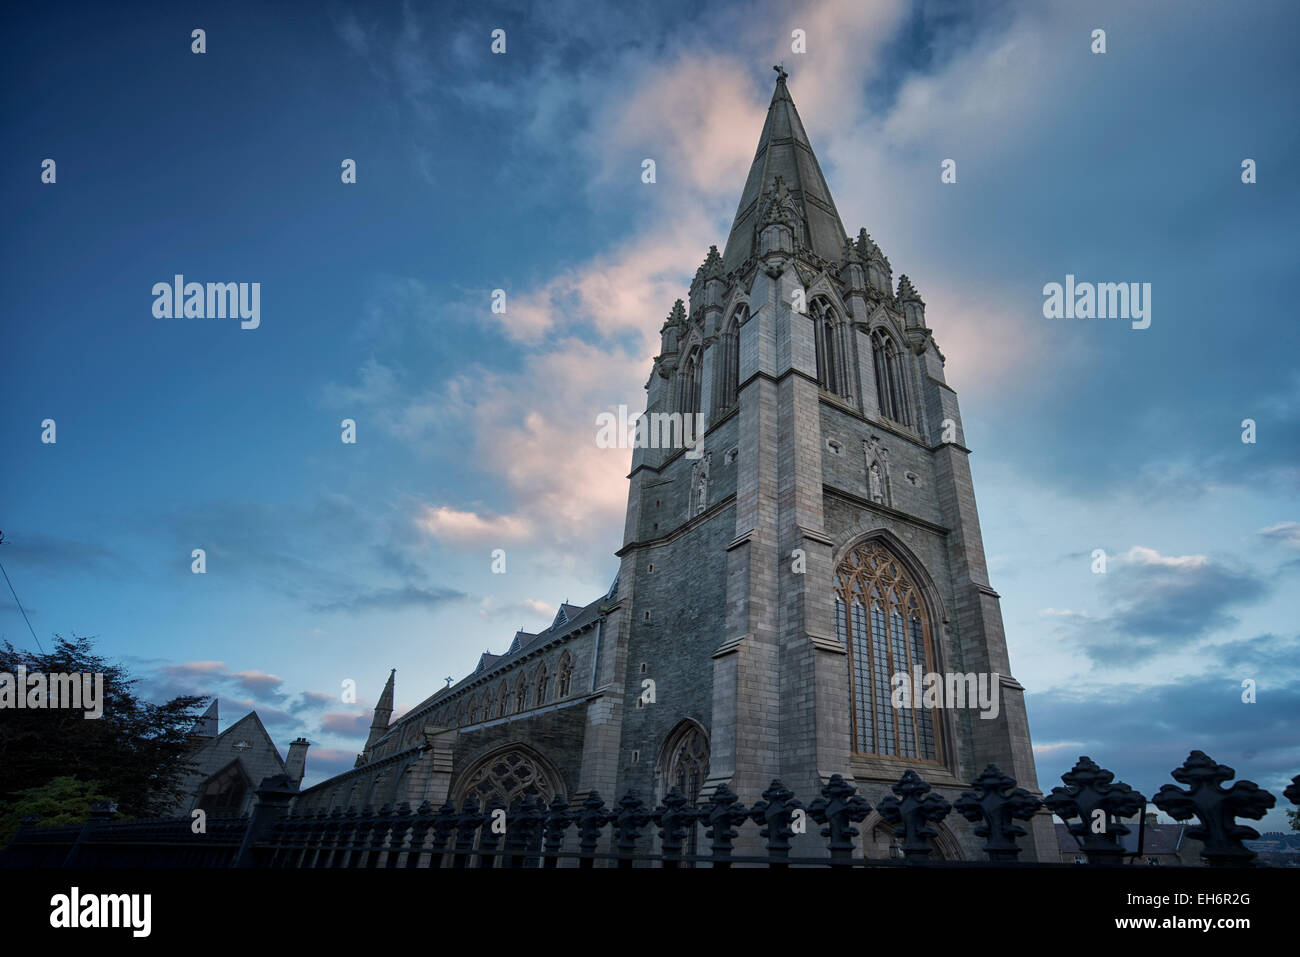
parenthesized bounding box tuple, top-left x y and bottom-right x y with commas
(233, 775, 300, 868)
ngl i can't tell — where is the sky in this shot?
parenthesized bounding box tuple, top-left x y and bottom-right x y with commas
(2, 0, 1297, 830)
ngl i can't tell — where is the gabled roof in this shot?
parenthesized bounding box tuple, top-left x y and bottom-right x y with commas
(720, 69, 848, 275)
(509, 630, 537, 654)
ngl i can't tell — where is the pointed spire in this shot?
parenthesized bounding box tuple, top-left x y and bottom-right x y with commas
(720, 69, 848, 274)
(191, 698, 218, 738)
(897, 275, 921, 302)
(365, 669, 395, 750)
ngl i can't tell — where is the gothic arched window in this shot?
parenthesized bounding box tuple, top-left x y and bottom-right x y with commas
(871, 329, 912, 426)
(678, 345, 703, 417)
(716, 307, 744, 414)
(534, 664, 548, 706)
(197, 761, 249, 814)
(496, 681, 508, 718)
(658, 721, 710, 863)
(663, 723, 709, 802)
(556, 653, 573, 698)
(812, 300, 841, 396)
(834, 540, 939, 761)
(454, 747, 562, 809)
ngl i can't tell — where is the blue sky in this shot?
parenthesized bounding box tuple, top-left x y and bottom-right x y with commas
(2, 0, 1297, 828)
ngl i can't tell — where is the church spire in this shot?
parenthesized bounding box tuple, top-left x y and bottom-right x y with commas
(720, 67, 848, 275)
(365, 668, 395, 750)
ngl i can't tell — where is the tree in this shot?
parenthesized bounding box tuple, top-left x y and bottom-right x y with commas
(0, 776, 114, 846)
(1287, 808, 1299, 833)
(0, 635, 207, 818)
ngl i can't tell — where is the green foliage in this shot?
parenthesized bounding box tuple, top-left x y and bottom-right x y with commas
(0, 634, 208, 818)
(0, 775, 114, 846)
(1287, 807, 1299, 833)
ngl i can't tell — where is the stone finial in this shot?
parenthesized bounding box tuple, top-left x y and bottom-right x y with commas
(897, 274, 922, 303)
(856, 228, 881, 261)
(702, 244, 724, 279)
(1043, 756, 1145, 865)
(954, 764, 1042, 861)
(1152, 751, 1276, 867)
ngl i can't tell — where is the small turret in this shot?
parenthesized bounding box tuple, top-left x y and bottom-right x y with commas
(656, 299, 687, 376)
(841, 234, 866, 291)
(897, 274, 925, 329)
(857, 229, 892, 297)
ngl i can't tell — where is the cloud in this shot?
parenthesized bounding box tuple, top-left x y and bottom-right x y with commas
(230, 669, 286, 699)
(416, 507, 533, 546)
(320, 712, 371, 737)
(312, 584, 466, 615)
(0, 533, 134, 578)
(161, 660, 228, 679)
(1053, 547, 1271, 666)
(1027, 672, 1300, 832)
(299, 747, 362, 786)
(1258, 522, 1300, 548)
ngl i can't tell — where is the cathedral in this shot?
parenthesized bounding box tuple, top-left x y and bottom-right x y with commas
(294, 69, 1057, 860)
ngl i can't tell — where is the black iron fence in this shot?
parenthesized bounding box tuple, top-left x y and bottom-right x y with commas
(5, 750, 1297, 869)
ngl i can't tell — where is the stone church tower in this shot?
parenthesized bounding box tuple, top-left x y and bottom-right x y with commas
(609, 67, 1056, 859)
(298, 68, 1055, 862)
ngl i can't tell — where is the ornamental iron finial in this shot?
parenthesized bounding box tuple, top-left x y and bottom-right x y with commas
(1151, 751, 1276, 867)
(750, 778, 805, 866)
(1043, 756, 1145, 865)
(954, 764, 1042, 862)
(808, 773, 871, 865)
(876, 769, 952, 863)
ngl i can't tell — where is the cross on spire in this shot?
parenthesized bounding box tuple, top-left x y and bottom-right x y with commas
(773, 63, 787, 81)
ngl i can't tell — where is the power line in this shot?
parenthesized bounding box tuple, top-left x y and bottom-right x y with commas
(0, 557, 45, 654)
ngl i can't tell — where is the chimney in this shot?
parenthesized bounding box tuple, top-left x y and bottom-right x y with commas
(1145, 812, 1158, 829)
(285, 737, 310, 786)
